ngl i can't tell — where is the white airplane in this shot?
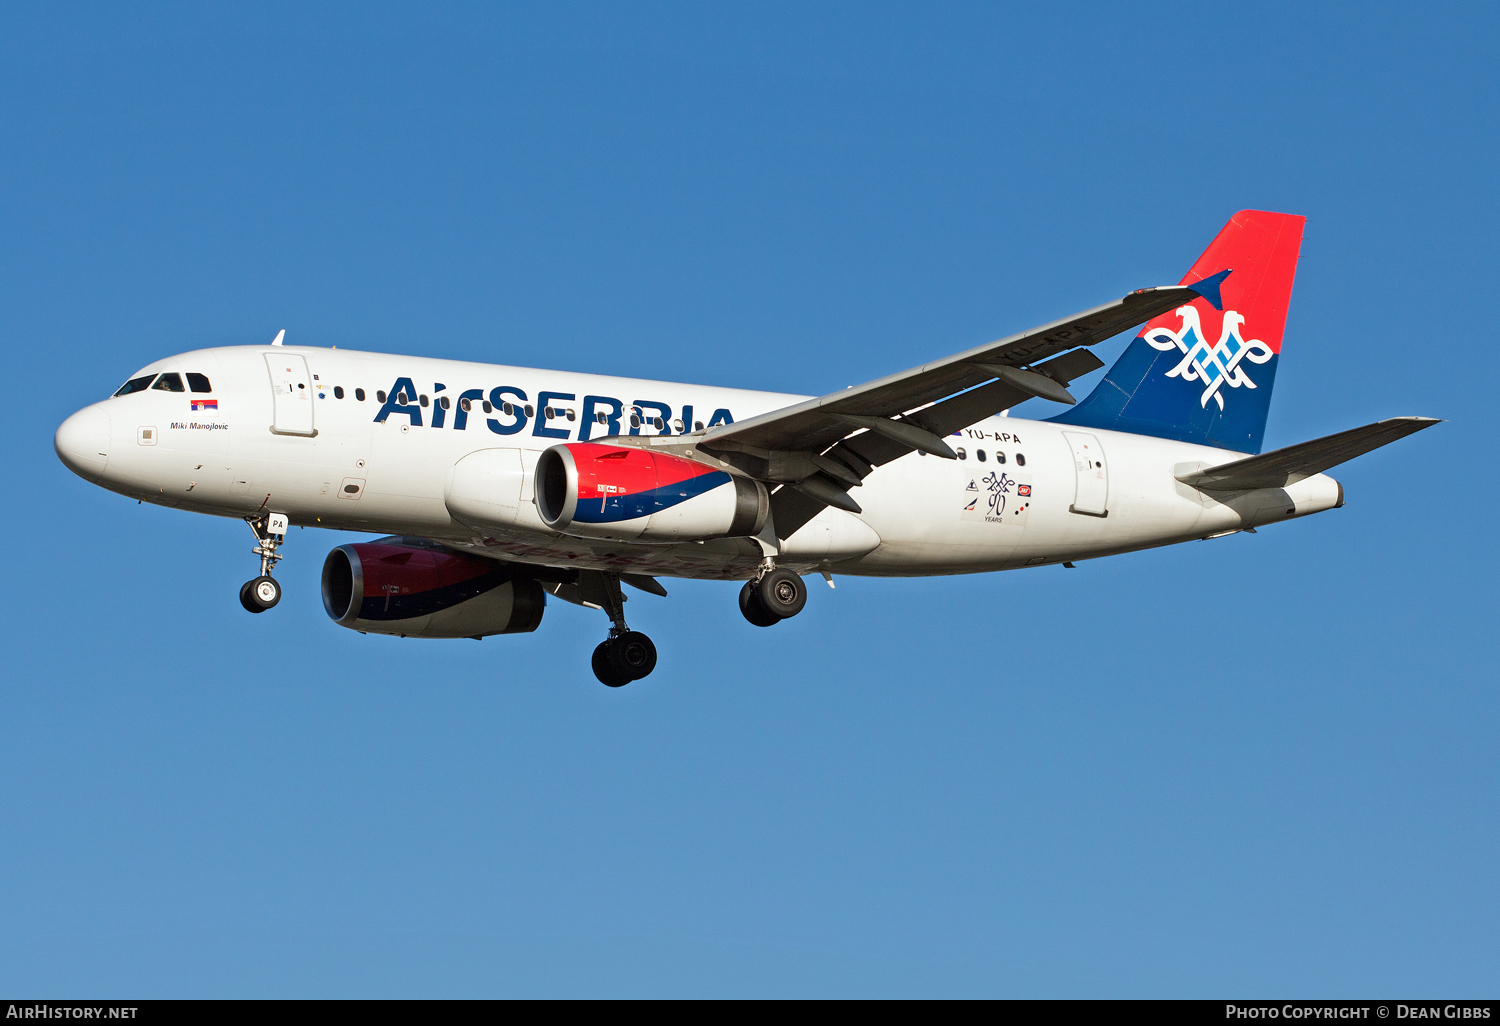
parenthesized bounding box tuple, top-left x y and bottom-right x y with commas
(55, 210, 1436, 686)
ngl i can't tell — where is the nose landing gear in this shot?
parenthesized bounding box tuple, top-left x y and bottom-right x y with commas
(580, 570, 658, 687)
(739, 566, 808, 627)
(240, 512, 289, 614)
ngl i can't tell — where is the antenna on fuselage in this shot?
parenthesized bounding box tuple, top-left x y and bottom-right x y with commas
(271, 329, 285, 346)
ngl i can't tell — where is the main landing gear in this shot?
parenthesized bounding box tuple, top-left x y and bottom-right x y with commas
(582, 570, 658, 688)
(240, 512, 289, 614)
(739, 566, 807, 627)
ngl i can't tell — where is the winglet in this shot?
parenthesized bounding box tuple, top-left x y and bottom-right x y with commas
(1184, 269, 1231, 311)
(271, 329, 286, 346)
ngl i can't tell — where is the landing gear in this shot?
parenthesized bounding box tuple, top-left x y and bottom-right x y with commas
(580, 570, 658, 687)
(240, 512, 289, 614)
(738, 567, 807, 627)
(592, 631, 658, 687)
(739, 581, 782, 627)
(240, 576, 281, 613)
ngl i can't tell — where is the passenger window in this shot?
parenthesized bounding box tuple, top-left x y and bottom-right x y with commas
(419, 395, 428, 408)
(377, 390, 387, 403)
(151, 373, 185, 392)
(524, 405, 534, 417)
(186, 373, 212, 393)
(334, 386, 344, 399)
(977, 449, 987, 462)
(996, 451, 1006, 464)
(694, 421, 704, 431)
(355, 388, 366, 401)
(460, 398, 471, 412)
(113, 375, 156, 397)
(484, 401, 495, 414)
(956, 448, 967, 460)
(630, 415, 640, 428)
(440, 396, 450, 410)
(500, 402, 511, 415)
(597, 412, 607, 424)
(566, 409, 575, 421)
(1016, 453, 1026, 466)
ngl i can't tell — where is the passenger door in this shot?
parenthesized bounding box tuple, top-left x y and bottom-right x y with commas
(1063, 430, 1108, 516)
(265, 354, 316, 436)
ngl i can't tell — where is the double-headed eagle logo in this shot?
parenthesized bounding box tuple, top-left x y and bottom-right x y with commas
(1143, 305, 1274, 410)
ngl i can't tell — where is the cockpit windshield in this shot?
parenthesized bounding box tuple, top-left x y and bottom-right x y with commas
(112, 371, 211, 397)
(113, 374, 156, 396)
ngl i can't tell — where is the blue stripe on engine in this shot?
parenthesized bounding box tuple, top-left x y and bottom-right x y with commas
(359, 569, 509, 621)
(573, 470, 731, 523)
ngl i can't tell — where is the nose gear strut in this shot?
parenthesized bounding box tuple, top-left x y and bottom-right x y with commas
(240, 511, 289, 613)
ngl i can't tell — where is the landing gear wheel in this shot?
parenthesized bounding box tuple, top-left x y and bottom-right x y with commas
(608, 631, 657, 681)
(592, 642, 631, 687)
(241, 575, 281, 613)
(756, 569, 806, 620)
(739, 580, 782, 627)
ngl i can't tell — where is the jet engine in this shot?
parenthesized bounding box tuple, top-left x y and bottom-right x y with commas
(535, 442, 768, 542)
(321, 539, 545, 639)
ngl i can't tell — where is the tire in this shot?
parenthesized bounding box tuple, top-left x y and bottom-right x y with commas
(739, 581, 782, 627)
(592, 641, 631, 687)
(245, 576, 281, 612)
(756, 569, 806, 620)
(607, 631, 657, 680)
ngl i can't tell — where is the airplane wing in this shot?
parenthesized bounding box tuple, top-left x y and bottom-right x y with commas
(692, 282, 1215, 534)
(1174, 417, 1441, 492)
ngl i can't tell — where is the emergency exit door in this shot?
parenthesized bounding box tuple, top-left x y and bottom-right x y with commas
(265, 353, 316, 436)
(1063, 430, 1108, 516)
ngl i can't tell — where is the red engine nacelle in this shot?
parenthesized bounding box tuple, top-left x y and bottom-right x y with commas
(321, 540, 545, 639)
(535, 442, 768, 542)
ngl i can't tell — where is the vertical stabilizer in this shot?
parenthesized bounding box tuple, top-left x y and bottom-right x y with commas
(1052, 210, 1306, 453)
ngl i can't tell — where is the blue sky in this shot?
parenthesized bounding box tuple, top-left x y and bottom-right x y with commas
(1, 2, 1495, 997)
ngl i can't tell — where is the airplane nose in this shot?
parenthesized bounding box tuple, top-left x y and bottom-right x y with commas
(55, 404, 111, 481)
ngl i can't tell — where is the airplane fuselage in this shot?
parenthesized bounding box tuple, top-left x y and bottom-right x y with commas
(57, 344, 1344, 581)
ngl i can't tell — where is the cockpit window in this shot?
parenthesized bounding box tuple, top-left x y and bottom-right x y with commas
(151, 373, 185, 392)
(113, 375, 156, 397)
(186, 373, 211, 393)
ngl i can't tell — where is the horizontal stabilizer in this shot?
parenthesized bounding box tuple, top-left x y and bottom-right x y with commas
(1175, 417, 1440, 491)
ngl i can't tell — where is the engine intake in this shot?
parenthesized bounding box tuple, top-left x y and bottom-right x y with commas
(535, 443, 767, 542)
(321, 540, 544, 639)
